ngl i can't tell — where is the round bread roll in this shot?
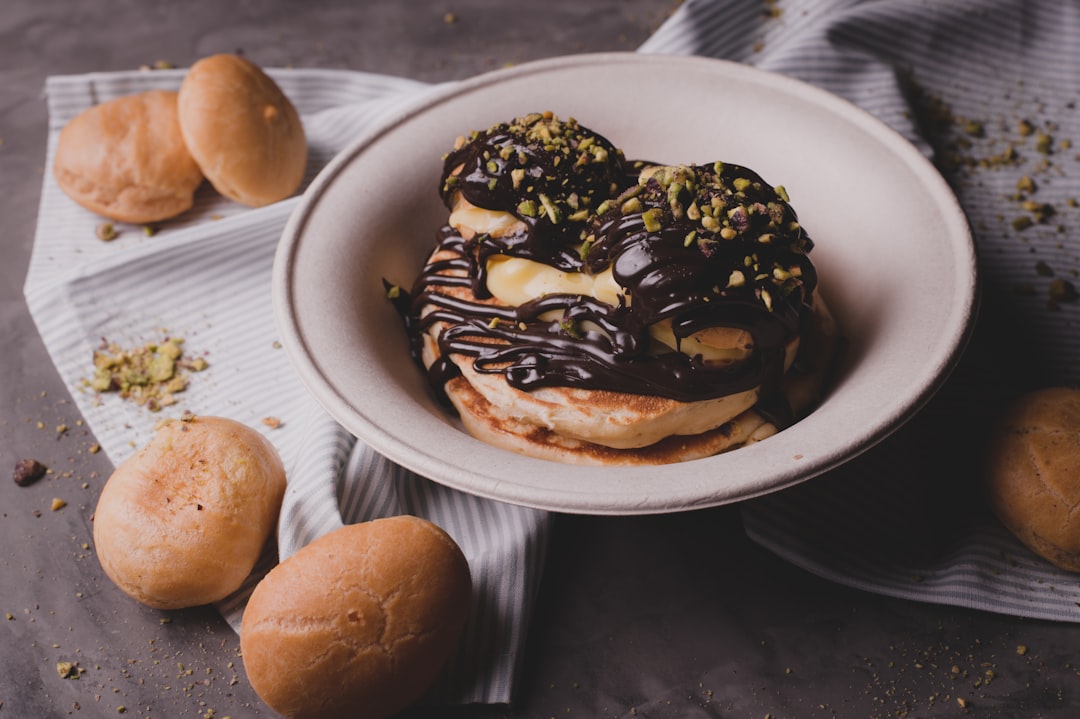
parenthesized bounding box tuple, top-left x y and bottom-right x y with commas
(178, 53, 307, 207)
(240, 516, 472, 719)
(93, 415, 286, 609)
(53, 90, 204, 223)
(985, 386, 1080, 572)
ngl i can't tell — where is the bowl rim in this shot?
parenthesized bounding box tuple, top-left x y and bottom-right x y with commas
(273, 52, 979, 515)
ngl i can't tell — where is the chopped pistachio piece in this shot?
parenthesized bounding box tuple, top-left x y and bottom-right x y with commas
(642, 208, 663, 233)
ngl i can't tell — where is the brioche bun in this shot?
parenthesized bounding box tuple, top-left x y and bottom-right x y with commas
(178, 53, 307, 207)
(53, 89, 204, 223)
(93, 415, 286, 609)
(240, 516, 472, 719)
(985, 387, 1080, 572)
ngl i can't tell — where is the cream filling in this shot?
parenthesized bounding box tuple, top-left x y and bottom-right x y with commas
(486, 254, 754, 364)
(448, 202, 525, 239)
(485, 254, 623, 307)
(452, 201, 757, 364)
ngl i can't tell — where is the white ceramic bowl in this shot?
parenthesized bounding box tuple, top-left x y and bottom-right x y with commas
(273, 53, 977, 515)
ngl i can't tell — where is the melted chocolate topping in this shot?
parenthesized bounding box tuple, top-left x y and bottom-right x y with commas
(439, 111, 632, 276)
(395, 115, 821, 429)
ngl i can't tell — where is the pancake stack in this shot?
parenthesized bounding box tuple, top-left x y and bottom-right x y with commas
(396, 112, 837, 465)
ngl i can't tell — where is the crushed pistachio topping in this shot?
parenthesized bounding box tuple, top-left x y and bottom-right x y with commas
(589, 162, 812, 312)
(85, 336, 208, 412)
(558, 317, 583, 339)
(441, 111, 627, 227)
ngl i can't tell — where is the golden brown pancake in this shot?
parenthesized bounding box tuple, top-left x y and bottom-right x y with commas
(444, 372, 776, 466)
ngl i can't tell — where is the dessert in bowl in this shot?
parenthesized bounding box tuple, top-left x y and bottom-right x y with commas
(395, 112, 838, 465)
(272, 53, 976, 514)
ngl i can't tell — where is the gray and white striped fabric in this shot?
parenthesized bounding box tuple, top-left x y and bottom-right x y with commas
(646, 0, 1080, 622)
(26, 69, 547, 704)
(23, 0, 1080, 708)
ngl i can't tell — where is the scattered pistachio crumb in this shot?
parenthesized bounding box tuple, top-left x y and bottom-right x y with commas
(50, 498, 67, 511)
(88, 336, 208, 411)
(1011, 215, 1034, 232)
(96, 223, 118, 242)
(1050, 279, 1078, 303)
(261, 416, 283, 429)
(57, 661, 83, 679)
(1035, 131, 1053, 154)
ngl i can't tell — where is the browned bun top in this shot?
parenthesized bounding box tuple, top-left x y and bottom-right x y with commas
(985, 386, 1080, 572)
(178, 53, 307, 207)
(53, 89, 204, 223)
(93, 415, 286, 609)
(240, 516, 472, 719)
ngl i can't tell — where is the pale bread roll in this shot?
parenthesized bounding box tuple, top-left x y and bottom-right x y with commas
(240, 516, 472, 719)
(985, 387, 1080, 572)
(52, 89, 204, 223)
(178, 53, 307, 207)
(93, 415, 286, 609)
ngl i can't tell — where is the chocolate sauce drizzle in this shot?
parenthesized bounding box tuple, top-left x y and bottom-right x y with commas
(394, 114, 821, 430)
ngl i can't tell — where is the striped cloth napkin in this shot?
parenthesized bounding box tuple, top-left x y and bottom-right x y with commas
(643, 0, 1080, 621)
(23, 0, 1080, 708)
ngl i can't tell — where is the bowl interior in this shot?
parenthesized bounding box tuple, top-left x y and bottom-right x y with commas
(274, 53, 976, 514)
